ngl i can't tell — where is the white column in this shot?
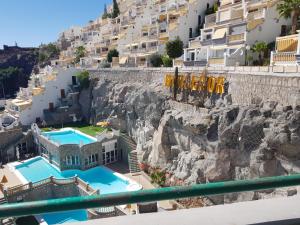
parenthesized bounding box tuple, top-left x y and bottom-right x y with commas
(297, 32, 300, 54)
(184, 49, 188, 61)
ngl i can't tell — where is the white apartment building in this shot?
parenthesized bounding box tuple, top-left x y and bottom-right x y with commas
(183, 0, 291, 67)
(5, 66, 80, 126)
(118, 0, 216, 67)
(57, 0, 216, 68)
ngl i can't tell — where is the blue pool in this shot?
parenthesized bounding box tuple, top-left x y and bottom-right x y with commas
(15, 157, 130, 224)
(42, 129, 96, 145)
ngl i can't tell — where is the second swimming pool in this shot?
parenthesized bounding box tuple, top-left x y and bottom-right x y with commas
(14, 157, 140, 224)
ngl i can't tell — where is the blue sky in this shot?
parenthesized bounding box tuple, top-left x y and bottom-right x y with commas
(0, 0, 111, 48)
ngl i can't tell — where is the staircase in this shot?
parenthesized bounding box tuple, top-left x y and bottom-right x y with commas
(128, 150, 141, 174)
(120, 134, 141, 174)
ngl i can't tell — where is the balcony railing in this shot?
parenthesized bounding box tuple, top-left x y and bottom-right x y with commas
(276, 34, 298, 52)
(272, 52, 297, 63)
(1, 174, 300, 218)
(247, 9, 265, 20)
(227, 33, 245, 43)
(204, 13, 216, 28)
(208, 57, 224, 65)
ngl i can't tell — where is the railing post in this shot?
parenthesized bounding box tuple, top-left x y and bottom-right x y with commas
(28, 182, 33, 189)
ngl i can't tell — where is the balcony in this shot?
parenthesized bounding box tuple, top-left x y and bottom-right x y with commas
(247, 8, 265, 20)
(272, 52, 297, 64)
(208, 57, 224, 65)
(189, 39, 201, 49)
(217, 8, 244, 24)
(227, 33, 245, 44)
(168, 21, 178, 31)
(1, 174, 300, 225)
(32, 87, 45, 96)
(276, 34, 298, 53)
(270, 33, 299, 65)
(159, 32, 169, 43)
(183, 60, 207, 67)
(204, 13, 216, 28)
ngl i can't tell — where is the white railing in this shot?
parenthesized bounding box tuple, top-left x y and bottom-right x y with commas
(271, 51, 297, 65)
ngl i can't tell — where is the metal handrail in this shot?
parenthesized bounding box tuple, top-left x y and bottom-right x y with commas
(1, 174, 300, 218)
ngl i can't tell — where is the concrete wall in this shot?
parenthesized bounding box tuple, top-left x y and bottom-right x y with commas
(7, 182, 81, 203)
(89, 67, 300, 106)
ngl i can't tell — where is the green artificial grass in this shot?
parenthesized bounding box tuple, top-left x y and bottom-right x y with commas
(40, 122, 106, 137)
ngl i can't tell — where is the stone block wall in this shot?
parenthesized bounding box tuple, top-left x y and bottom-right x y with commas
(7, 183, 80, 203)
(226, 74, 300, 106)
(90, 68, 300, 106)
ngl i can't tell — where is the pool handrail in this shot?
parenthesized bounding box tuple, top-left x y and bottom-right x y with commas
(1, 174, 300, 218)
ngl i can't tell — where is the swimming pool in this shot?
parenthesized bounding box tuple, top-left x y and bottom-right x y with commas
(14, 157, 141, 224)
(42, 129, 96, 145)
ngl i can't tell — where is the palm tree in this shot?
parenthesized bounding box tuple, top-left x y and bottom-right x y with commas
(251, 42, 268, 66)
(277, 0, 300, 34)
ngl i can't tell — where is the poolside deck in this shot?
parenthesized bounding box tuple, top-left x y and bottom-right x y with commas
(0, 165, 23, 198)
(107, 163, 174, 210)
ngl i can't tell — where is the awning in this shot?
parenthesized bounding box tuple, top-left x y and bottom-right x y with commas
(221, 0, 232, 6)
(93, 57, 105, 61)
(212, 28, 227, 40)
(119, 56, 128, 64)
(159, 14, 167, 21)
(111, 36, 119, 40)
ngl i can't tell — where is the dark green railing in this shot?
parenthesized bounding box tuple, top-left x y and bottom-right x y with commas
(1, 174, 300, 218)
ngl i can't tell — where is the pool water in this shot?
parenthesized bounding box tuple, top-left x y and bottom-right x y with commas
(15, 157, 130, 224)
(42, 130, 96, 145)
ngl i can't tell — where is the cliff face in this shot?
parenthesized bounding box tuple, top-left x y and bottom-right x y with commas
(88, 75, 300, 203)
(0, 46, 38, 97)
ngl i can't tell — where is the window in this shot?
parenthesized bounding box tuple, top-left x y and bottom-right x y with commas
(66, 156, 72, 166)
(102, 153, 105, 164)
(75, 156, 80, 165)
(114, 142, 118, 150)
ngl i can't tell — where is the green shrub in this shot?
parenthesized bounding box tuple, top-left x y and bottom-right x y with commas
(107, 49, 119, 63)
(76, 71, 90, 90)
(165, 37, 184, 60)
(162, 55, 173, 67)
(150, 170, 166, 186)
(150, 54, 163, 67)
(74, 46, 86, 63)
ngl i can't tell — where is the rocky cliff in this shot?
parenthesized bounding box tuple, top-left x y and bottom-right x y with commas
(88, 74, 300, 204)
(0, 45, 38, 97)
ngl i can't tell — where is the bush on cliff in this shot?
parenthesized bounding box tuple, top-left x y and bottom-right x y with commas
(76, 71, 90, 90)
(107, 49, 119, 63)
(150, 54, 163, 67)
(150, 170, 166, 187)
(38, 43, 60, 66)
(162, 55, 173, 67)
(166, 37, 184, 60)
(74, 46, 86, 64)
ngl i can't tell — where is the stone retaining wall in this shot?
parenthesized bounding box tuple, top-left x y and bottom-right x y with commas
(89, 68, 300, 106)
